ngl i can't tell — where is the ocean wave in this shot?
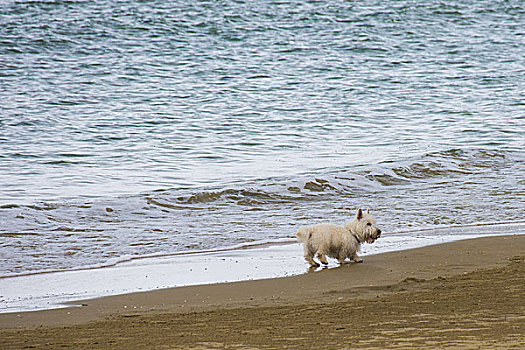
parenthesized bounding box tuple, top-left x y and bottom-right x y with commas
(2, 147, 519, 212)
(144, 148, 519, 207)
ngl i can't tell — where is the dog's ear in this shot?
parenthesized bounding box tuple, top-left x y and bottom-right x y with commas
(356, 208, 364, 220)
(366, 209, 370, 214)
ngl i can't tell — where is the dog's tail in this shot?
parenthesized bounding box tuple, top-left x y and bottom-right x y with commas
(296, 226, 311, 243)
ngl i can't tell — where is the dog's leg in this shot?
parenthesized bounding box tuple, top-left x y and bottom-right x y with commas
(316, 253, 329, 265)
(305, 254, 320, 267)
(304, 246, 320, 267)
(351, 253, 363, 263)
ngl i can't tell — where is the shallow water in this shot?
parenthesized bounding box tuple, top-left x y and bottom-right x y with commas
(1, 0, 524, 276)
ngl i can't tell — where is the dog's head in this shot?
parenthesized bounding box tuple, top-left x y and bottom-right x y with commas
(354, 208, 382, 244)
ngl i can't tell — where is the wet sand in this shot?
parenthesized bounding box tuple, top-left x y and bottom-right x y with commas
(1, 235, 524, 349)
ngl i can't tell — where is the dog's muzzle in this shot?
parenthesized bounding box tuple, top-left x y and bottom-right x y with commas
(368, 229, 382, 243)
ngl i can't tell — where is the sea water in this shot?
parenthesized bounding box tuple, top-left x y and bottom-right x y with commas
(1, 0, 524, 278)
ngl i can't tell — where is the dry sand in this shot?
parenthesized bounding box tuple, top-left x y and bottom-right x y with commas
(1, 235, 524, 349)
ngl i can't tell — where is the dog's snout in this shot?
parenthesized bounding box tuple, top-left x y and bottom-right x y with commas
(377, 229, 382, 236)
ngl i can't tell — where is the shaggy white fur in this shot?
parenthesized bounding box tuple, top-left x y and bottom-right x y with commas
(296, 209, 382, 267)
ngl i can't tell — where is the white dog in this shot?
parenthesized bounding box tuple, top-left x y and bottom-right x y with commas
(296, 209, 382, 267)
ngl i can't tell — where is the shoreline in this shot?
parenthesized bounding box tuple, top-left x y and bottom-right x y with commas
(1, 235, 523, 325)
(2, 222, 523, 314)
(4, 220, 523, 280)
(0, 235, 523, 349)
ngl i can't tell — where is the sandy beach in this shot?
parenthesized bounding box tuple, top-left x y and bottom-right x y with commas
(1, 235, 524, 349)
